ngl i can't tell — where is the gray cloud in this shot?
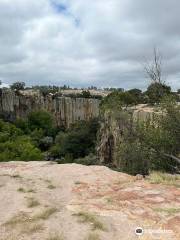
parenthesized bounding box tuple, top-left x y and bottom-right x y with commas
(0, 0, 179, 90)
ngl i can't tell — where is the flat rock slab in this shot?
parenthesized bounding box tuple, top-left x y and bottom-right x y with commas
(0, 162, 179, 240)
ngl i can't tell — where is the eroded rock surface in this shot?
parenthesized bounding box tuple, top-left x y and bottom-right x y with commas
(0, 162, 179, 240)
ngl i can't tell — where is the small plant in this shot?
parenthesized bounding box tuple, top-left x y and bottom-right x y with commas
(86, 232, 100, 240)
(27, 197, 40, 208)
(47, 233, 64, 240)
(153, 207, 180, 215)
(17, 187, 36, 193)
(27, 189, 36, 193)
(4, 212, 30, 227)
(5, 208, 58, 228)
(12, 174, 22, 179)
(73, 212, 106, 231)
(148, 171, 180, 186)
(47, 184, 56, 189)
(21, 223, 44, 234)
(74, 181, 82, 185)
(17, 187, 26, 193)
(33, 207, 58, 220)
(45, 179, 52, 184)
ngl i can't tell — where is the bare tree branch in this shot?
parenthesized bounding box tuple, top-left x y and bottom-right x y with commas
(144, 47, 163, 84)
(163, 153, 180, 165)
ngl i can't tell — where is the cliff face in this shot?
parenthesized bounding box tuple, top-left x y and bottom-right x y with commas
(97, 105, 155, 166)
(0, 90, 100, 127)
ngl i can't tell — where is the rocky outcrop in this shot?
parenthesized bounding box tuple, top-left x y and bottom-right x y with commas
(97, 105, 155, 166)
(0, 90, 100, 127)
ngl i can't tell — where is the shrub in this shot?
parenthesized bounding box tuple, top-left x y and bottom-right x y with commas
(100, 91, 136, 112)
(146, 82, 171, 104)
(50, 119, 99, 160)
(27, 110, 54, 135)
(0, 136, 43, 162)
(114, 95, 180, 175)
(74, 154, 98, 166)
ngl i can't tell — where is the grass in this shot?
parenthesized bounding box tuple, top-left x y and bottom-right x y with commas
(27, 197, 40, 208)
(33, 207, 58, 220)
(17, 187, 36, 193)
(21, 223, 44, 234)
(5, 207, 58, 227)
(45, 179, 52, 184)
(106, 197, 113, 204)
(86, 233, 100, 240)
(74, 181, 82, 185)
(73, 212, 106, 231)
(148, 171, 180, 187)
(11, 174, 22, 179)
(27, 189, 36, 193)
(47, 184, 56, 189)
(46, 233, 64, 240)
(4, 212, 31, 227)
(17, 187, 26, 193)
(153, 207, 180, 215)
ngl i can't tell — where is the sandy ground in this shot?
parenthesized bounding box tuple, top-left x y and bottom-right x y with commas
(0, 162, 179, 240)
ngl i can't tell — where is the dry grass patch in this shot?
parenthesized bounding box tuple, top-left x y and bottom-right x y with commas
(17, 187, 36, 193)
(148, 172, 180, 187)
(11, 174, 22, 179)
(47, 184, 56, 189)
(17, 187, 26, 193)
(33, 207, 58, 221)
(5, 207, 58, 228)
(86, 232, 100, 240)
(4, 212, 31, 227)
(21, 223, 44, 234)
(153, 207, 180, 215)
(27, 197, 40, 208)
(73, 212, 106, 231)
(46, 233, 64, 240)
(27, 188, 36, 193)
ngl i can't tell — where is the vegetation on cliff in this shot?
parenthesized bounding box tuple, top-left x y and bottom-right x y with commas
(0, 109, 99, 163)
(100, 90, 180, 175)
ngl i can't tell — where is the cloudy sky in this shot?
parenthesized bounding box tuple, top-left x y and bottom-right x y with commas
(0, 0, 179, 90)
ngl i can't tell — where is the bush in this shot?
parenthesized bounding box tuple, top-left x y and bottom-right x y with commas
(0, 136, 42, 162)
(50, 119, 99, 160)
(100, 91, 136, 112)
(74, 154, 98, 166)
(27, 110, 54, 135)
(116, 95, 180, 174)
(146, 82, 171, 104)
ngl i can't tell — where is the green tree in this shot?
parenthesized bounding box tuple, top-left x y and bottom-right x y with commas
(128, 88, 144, 104)
(100, 91, 135, 112)
(27, 110, 54, 135)
(146, 82, 171, 104)
(50, 119, 99, 161)
(10, 82, 25, 91)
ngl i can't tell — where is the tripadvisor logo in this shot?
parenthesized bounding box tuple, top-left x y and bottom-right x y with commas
(135, 227, 144, 236)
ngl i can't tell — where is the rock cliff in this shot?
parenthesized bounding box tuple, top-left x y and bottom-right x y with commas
(0, 90, 100, 127)
(97, 105, 155, 166)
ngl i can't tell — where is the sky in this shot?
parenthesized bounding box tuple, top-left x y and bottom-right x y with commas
(0, 0, 179, 90)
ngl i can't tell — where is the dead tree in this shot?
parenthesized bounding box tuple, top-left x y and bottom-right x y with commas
(144, 48, 163, 84)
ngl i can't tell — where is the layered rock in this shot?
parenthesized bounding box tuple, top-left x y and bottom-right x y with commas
(0, 90, 100, 127)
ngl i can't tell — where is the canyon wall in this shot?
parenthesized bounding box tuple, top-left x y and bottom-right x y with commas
(0, 90, 100, 127)
(97, 105, 155, 166)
